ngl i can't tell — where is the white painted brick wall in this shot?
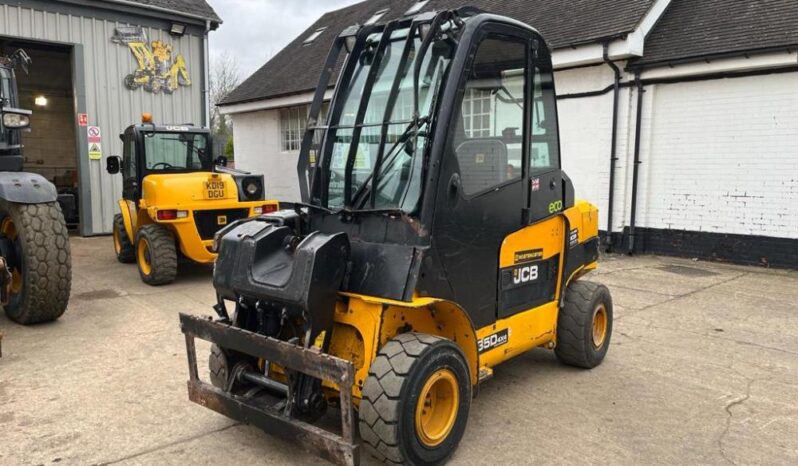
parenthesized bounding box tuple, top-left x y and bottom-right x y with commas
(636, 73, 798, 239)
(229, 68, 798, 241)
(231, 109, 302, 202)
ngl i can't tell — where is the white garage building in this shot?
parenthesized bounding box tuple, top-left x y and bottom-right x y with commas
(220, 0, 798, 268)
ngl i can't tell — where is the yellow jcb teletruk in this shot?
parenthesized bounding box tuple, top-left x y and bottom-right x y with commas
(179, 9, 613, 466)
(107, 115, 278, 285)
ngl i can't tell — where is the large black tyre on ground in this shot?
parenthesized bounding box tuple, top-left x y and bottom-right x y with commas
(555, 280, 613, 369)
(0, 201, 71, 324)
(113, 214, 135, 263)
(359, 332, 471, 466)
(135, 224, 177, 285)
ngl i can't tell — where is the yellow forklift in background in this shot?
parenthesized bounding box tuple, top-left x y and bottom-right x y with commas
(179, 9, 612, 465)
(107, 115, 278, 285)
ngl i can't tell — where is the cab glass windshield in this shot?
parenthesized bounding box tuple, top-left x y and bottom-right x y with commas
(322, 24, 454, 213)
(143, 132, 211, 171)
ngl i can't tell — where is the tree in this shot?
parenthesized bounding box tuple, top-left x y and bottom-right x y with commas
(209, 52, 240, 137)
(224, 136, 234, 160)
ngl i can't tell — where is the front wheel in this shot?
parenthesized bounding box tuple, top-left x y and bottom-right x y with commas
(359, 333, 471, 465)
(0, 201, 71, 324)
(135, 224, 177, 285)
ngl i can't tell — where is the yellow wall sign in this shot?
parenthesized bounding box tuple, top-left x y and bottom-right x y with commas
(112, 26, 191, 95)
(89, 142, 102, 160)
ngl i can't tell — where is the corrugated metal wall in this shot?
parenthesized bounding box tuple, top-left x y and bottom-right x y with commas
(0, 3, 205, 234)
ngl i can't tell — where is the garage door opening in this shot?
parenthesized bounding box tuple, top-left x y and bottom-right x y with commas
(0, 40, 80, 230)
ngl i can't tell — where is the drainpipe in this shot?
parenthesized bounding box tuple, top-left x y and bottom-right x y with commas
(628, 72, 644, 254)
(202, 19, 211, 128)
(602, 43, 621, 252)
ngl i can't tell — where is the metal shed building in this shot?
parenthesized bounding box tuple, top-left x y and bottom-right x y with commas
(0, 0, 220, 235)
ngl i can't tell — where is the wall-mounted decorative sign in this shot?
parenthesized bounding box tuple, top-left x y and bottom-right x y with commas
(112, 26, 191, 94)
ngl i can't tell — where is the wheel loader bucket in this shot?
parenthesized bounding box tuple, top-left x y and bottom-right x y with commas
(179, 313, 359, 466)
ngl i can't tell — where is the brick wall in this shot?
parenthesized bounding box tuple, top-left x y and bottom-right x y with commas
(229, 66, 798, 252)
(232, 108, 301, 202)
(636, 73, 798, 239)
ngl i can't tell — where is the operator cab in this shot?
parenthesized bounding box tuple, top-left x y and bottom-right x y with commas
(298, 9, 573, 326)
(106, 114, 224, 198)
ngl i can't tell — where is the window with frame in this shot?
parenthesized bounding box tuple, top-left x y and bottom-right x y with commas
(280, 105, 307, 152)
(462, 89, 492, 138)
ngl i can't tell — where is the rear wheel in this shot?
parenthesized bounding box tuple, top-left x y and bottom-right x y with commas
(359, 333, 471, 465)
(113, 214, 135, 263)
(0, 201, 71, 324)
(555, 280, 613, 368)
(135, 224, 177, 285)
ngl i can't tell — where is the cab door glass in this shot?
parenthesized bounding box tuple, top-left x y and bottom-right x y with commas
(529, 66, 559, 173)
(453, 38, 526, 196)
(123, 136, 136, 180)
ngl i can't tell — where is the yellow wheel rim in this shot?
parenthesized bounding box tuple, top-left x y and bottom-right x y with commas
(592, 304, 608, 349)
(113, 227, 122, 255)
(415, 368, 459, 448)
(1, 217, 22, 295)
(137, 238, 152, 276)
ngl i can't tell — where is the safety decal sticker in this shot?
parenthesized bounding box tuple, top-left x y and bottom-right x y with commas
(514, 248, 543, 264)
(569, 229, 579, 248)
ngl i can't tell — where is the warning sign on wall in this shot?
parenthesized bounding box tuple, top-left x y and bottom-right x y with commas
(88, 142, 102, 160)
(87, 126, 101, 142)
(87, 126, 102, 160)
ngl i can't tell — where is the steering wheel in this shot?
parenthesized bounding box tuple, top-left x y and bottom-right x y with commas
(150, 162, 174, 169)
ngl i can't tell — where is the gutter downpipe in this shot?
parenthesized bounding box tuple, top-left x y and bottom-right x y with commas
(202, 19, 211, 128)
(628, 72, 644, 255)
(602, 42, 621, 252)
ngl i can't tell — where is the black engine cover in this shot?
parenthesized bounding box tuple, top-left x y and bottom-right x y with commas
(214, 219, 350, 344)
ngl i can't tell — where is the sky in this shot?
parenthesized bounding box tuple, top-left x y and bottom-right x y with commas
(207, 0, 363, 79)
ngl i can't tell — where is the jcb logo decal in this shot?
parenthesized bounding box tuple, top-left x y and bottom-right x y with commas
(513, 265, 538, 285)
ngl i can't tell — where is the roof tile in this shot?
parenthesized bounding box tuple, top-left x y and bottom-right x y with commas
(222, 0, 656, 105)
(635, 0, 798, 66)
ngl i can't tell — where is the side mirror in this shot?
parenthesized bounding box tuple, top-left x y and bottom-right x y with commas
(106, 155, 121, 174)
(215, 155, 228, 167)
(1, 108, 32, 129)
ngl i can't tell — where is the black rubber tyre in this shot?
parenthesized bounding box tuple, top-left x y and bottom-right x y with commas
(113, 214, 135, 263)
(209, 344, 229, 389)
(0, 201, 71, 324)
(359, 333, 471, 465)
(555, 280, 613, 369)
(134, 224, 177, 285)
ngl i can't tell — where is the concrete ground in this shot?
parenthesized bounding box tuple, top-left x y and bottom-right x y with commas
(1, 236, 797, 465)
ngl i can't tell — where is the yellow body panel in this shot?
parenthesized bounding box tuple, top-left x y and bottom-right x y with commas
(120, 172, 278, 264)
(325, 200, 601, 399)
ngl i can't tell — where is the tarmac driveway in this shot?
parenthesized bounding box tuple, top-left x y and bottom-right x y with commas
(0, 236, 796, 465)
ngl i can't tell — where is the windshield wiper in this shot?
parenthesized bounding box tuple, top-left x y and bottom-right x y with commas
(349, 117, 427, 210)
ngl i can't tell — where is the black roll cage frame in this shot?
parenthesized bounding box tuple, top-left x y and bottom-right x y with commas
(296, 9, 557, 231)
